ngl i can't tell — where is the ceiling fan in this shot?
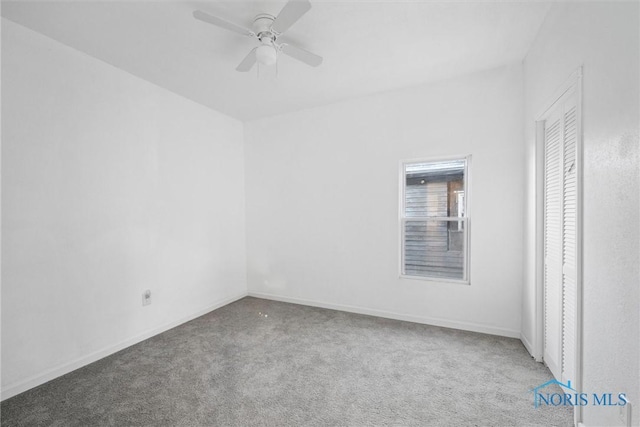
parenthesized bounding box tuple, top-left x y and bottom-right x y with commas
(193, 0, 323, 72)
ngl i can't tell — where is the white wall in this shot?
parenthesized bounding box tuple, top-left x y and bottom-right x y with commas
(245, 64, 524, 337)
(1, 19, 247, 398)
(522, 3, 639, 426)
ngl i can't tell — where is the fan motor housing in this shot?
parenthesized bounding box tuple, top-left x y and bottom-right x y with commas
(253, 13, 277, 42)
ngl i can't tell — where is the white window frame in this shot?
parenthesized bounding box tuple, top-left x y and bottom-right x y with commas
(399, 155, 471, 285)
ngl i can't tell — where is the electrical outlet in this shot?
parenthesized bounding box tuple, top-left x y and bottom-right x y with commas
(619, 402, 631, 427)
(142, 290, 151, 306)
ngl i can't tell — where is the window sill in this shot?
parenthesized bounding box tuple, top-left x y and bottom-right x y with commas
(399, 274, 470, 285)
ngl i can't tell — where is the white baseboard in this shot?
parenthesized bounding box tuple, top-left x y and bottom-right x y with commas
(248, 291, 520, 338)
(3, 291, 522, 401)
(1, 291, 247, 401)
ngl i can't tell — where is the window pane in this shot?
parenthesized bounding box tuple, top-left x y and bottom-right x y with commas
(405, 160, 465, 217)
(403, 219, 465, 280)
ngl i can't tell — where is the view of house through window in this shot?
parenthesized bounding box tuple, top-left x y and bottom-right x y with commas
(401, 158, 469, 282)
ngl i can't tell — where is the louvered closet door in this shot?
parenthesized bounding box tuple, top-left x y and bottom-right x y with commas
(561, 93, 578, 384)
(544, 106, 563, 381)
(543, 89, 578, 384)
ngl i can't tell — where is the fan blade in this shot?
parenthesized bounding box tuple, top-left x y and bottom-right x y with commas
(193, 10, 254, 37)
(272, 0, 312, 34)
(281, 43, 322, 67)
(236, 48, 258, 72)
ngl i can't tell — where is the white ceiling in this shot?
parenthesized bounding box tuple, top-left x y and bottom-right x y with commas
(2, 1, 551, 121)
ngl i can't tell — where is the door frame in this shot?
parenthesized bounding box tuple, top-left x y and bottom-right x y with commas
(534, 66, 583, 426)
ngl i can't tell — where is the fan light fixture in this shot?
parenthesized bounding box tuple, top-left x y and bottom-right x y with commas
(256, 45, 277, 66)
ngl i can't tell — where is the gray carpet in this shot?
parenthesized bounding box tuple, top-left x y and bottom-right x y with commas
(1, 297, 573, 426)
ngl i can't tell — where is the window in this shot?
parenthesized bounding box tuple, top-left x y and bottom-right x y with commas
(400, 157, 470, 283)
